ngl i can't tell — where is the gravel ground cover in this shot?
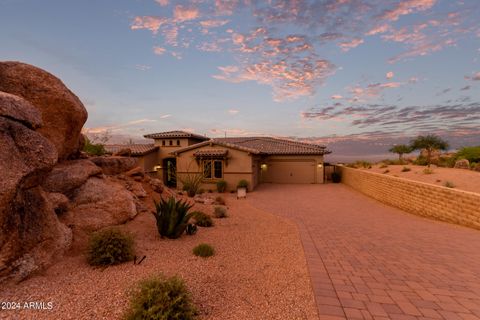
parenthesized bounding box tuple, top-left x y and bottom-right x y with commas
(364, 164, 480, 193)
(0, 193, 318, 320)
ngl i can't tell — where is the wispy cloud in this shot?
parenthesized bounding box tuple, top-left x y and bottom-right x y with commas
(130, 1, 479, 101)
(228, 109, 239, 115)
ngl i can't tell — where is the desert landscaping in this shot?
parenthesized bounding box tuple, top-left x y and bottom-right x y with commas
(1, 61, 480, 320)
(0, 62, 319, 319)
(361, 164, 480, 194)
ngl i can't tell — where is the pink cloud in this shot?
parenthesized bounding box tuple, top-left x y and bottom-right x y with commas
(331, 95, 343, 100)
(386, 71, 394, 79)
(153, 46, 166, 55)
(339, 38, 364, 52)
(380, 0, 437, 22)
(366, 24, 391, 36)
(228, 109, 239, 115)
(130, 16, 167, 34)
(214, 59, 336, 102)
(173, 5, 200, 22)
(199, 20, 229, 28)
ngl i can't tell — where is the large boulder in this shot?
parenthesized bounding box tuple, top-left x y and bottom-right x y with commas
(0, 104, 71, 283)
(67, 177, 137, 233)
(0, 62, 88, 160)
(90, 156, 138, 175)
(454, 159, 470, 169)
(42, 159, 102, 195)
(0, 92, 42, 129)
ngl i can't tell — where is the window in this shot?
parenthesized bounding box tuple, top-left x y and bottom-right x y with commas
(162, 140, 165, 146)
(176, 140, 180, 146)
(169, 140, 173, 146)
(202, 160, 223, 179)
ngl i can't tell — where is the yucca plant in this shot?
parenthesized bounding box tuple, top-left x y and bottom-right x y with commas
(153, 197, 195, 239)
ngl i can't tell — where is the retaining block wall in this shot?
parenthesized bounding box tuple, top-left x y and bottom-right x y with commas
(339, 166, 480, 230)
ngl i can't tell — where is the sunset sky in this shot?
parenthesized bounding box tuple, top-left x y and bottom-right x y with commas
(1, 0, 479, 159)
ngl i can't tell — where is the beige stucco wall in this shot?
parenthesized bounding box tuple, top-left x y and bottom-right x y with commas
(260, 155, 324, 184)
(136, 151, 159, 173)
(339, 166, 480, 230)
(176, 144, 254, 192)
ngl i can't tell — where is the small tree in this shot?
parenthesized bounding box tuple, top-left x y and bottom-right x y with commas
(410, 135, 449, 167)
(388, 144, 412, 163)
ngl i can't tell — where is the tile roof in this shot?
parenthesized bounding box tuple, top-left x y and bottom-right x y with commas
(104, 144, 158, 156)
(143, 130, 209, 140)
(173, 137, 331, 156)
(193, 149, 229, 157)
(214, 137, 330, 155)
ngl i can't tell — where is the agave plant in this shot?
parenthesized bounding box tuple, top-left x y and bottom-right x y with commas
(153, 197, 195, 239)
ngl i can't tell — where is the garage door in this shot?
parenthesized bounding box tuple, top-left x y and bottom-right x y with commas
(266, 160, 315, 184)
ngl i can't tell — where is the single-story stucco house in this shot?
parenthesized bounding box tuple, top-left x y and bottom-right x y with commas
(106, 130, 331, 191)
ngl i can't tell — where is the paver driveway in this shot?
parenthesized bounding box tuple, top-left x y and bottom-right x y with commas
(246, 184, 480, 320)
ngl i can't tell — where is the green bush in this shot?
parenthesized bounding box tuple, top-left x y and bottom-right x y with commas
(237, 179, 249, 189)
(423, 168, 434, 174)
(192, 211, 214, 227)
(216, 180, 227, 193)
(213, 206, 228, 218)
(413, 156, 428, 166)
(186, 224, 197, 235)
(331, 172, 341, 183)
(401, 167, 411, 172)
(179, 173, 203, 197)
(153, 197, 195, 239)
(193, 244, 215, 258)
(87, 229, 134, 266)
(455, 146, 480, 163)
(444, 181, 455, 188)
(83, 137, 105, 156)
(437, 156, 456, 168)
(124, 275, 197, 320)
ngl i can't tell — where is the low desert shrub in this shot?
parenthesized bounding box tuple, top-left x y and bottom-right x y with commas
(237, 179, 249, 189)
(379, 163, 388, 169)
(401, 167, 411, 172)
(423, 168, 434, 174)
(331, 172, 341, 183)
(414, 156, 428, 166)
(382, 169, 390, 174)
(83, 137, 105, 156)
(124, 275, 197, 320)
(179, 173, 203, 197)
(192, 244, 215, 257)
(216, 179, 227, 193)
(192, 211, 214, 227)
(353, 160, 372, 168)
(455, 146, 480, 163)
(213, 206, 228, 218)
(153, 197, 195, 239)
(444, 181, 455, 188)
(186, 224, 197, 235)
(87, 229, 134, 266)
(215, 196, 225, 205)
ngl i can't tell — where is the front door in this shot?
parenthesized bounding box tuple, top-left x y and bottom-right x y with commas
(163, 158, 177, 187)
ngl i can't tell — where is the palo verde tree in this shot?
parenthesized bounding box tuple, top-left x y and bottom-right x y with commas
(410, 135, 449, 167)
(388, 144, 412, 163)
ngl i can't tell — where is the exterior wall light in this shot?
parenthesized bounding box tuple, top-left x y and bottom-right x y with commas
(154, 165, 162, 171)
(317, 164, 323, 168)
(261, 163, 268, 170)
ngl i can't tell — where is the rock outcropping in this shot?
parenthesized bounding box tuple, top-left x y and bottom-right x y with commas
(0, 62, 156, 283)
(0, 61, 88, 161)
(0, 91, 71, 283)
